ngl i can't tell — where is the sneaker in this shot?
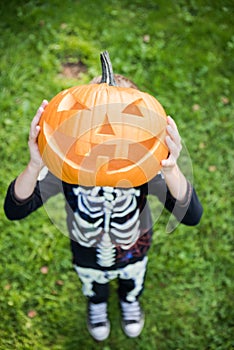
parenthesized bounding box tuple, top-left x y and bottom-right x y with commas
(87, 302, 110, 341)
(120, 300, 145, 338)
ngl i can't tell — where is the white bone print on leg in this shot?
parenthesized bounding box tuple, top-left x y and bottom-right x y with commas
(74, 256, 148, 301)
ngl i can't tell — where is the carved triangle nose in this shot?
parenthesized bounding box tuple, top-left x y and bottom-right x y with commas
(96, 114, 115, 135)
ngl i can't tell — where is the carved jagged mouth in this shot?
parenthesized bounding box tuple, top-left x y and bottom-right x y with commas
(43, 122, 163, 172)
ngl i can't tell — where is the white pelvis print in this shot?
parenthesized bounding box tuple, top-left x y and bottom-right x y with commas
(74, 256, 148, 302)
(71, 186, 141, 267)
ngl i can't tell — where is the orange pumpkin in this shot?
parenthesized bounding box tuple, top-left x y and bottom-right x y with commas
(38, 51, 168, 187)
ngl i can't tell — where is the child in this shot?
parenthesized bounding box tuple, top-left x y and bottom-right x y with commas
(4, 76, 203, 341)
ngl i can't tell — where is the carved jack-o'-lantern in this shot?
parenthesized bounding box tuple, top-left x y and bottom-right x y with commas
(38, 51, 168, 187)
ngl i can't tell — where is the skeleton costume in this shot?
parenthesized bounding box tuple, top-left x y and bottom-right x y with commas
(4, 168, 203, 303)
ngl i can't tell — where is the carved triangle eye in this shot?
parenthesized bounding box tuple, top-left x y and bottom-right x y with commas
(122, 98, 144, 117)
(72, 100, 90, 110)
(58, 93, 89, 111)
(96, 114, 115, 135)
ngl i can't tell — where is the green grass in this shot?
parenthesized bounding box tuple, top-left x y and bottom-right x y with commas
(0, 0, 233, 349)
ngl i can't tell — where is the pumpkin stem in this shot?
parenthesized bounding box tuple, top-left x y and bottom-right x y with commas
(100, 51, 117, 86)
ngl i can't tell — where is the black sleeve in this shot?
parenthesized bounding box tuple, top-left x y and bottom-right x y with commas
(4, 169, 62, 220)
(147, 173, 203, 226)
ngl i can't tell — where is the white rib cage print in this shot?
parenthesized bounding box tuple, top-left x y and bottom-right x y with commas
(71, 186, 141, 267)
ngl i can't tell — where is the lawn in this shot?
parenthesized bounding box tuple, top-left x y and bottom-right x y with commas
(0, 1, 233, 349)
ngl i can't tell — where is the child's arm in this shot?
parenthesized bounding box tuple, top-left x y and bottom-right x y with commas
(161, 116, 188, 202)
(147, 116, 203, 225)
(14, 100, 48, 200)
(4, 100, 63, 220)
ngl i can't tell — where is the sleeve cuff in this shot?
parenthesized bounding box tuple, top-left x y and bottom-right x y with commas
(10, 180, 35, 205)
(173, 181, 193, 207)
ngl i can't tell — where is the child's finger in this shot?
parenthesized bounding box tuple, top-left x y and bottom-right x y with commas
(167, 116, 181, 146)
(30, 109, 43, 137)
(36, 101, 47, 118)
(167, 115, 177, 129)
(29, 101, 47, 139)
(161, 154, 176, 168)
(165, 135, 179, 157)
(33, 100, 48, 123)
(41, 99, 49, 108)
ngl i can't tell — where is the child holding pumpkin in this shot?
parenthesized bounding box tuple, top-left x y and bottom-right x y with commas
(4, 63, 203, 341)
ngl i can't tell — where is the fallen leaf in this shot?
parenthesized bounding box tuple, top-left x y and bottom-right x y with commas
(40, 266, 49, 274)
(192, 104, 200, 111)
(199, 142, 206, 149)
(209, 165, 217, 172)
(221, 96, 229, 104)
(27, 310, 37, 318)
(56, 280, 64, 286)
(143, 34, 150, 43)
(4, 284, 11, 291)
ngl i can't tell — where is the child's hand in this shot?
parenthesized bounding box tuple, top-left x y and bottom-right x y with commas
(161, 116, 182, 171)
(28, 100, 48, 170)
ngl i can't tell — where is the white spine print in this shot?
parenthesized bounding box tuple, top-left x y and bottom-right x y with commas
(97, 187, 116, 267)
(96, 232, 116, 267)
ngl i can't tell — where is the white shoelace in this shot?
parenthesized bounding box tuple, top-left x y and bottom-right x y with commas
(89, 302, 108, 325)
(121, 301, 142, 322)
